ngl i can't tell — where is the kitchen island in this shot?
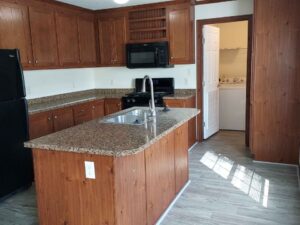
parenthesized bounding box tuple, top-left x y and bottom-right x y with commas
(25, 107, 199, 225)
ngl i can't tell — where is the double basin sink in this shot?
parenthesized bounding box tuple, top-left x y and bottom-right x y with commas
(101, 109, 155, 126)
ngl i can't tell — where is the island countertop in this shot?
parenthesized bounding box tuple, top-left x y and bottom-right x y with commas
(25, 107, 200, 157)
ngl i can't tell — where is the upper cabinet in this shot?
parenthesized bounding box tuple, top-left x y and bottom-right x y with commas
(168, 4, 194, 64)
(78, 16, 97, 66)
(29, 6, 59, 67)
(98, 15, 126, 66)
(0, 2, 33, 67)
(55, 11, 80, 66)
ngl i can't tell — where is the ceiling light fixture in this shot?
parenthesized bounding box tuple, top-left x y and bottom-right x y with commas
(114, 0, 129, 4)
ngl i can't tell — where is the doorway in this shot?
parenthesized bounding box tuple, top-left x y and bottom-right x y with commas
(196, 15, 253, 147)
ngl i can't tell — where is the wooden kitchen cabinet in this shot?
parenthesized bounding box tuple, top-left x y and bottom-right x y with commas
(78, 16, 98, 65)
(105, 98, 122, 115)
(164, 96, 196, 148)
(0, 1, 33, 67)
(91, 99, 105, 119)
(73, 102, 93, 125)
(98, 16, 126, 66)
(52, 107, 74, 132)
(55, 11, 80, 66)
(168, 3, 194, 64)
(29, 111, 53, 140)
(29, 6, 59, 67)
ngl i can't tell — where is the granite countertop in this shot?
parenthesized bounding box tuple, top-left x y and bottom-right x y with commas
(28, 93, 124, 115)
(24, 107, 200, 157)
(28, 90, 196, 115)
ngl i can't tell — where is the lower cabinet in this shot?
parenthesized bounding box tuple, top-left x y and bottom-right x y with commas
(164, 96, 197, 148)
(52, 107, 74, 132)
(29, 98, 120, 140)
(91, 99, 105, 119)
(105, 98, 122, 115)
(73, 102, 93, 125)
(29, 111, 53, 140)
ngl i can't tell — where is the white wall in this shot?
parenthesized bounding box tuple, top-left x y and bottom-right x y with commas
(24, 68, 95, 99)
(93, 65, 196, 89)
(24, 0, 253, 99)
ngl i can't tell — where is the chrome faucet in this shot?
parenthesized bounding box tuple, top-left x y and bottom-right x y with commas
(142, 75, 156, 117)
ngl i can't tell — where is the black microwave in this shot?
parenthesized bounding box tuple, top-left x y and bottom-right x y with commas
(126, 42, 172, 68)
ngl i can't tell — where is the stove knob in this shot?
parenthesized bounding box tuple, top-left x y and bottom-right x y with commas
(132, 99, 136, 103)
(127, 99, 130, 103)
(154, 99, 158, 103)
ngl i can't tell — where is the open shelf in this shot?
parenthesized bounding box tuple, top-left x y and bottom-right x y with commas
(128, 7, 167, 42)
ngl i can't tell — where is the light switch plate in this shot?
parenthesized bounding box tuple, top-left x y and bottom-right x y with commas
(84, 161, 96, 179)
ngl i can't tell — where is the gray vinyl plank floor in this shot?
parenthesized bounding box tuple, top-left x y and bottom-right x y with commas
(0, 131, 299, 225)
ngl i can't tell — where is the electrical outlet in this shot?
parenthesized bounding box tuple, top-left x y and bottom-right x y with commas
(84, 161, 95, 179)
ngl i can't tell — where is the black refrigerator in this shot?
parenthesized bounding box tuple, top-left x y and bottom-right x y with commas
(0, 49, 33, 199)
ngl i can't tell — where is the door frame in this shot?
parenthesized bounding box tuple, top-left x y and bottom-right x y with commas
(196, 15, 253, 146)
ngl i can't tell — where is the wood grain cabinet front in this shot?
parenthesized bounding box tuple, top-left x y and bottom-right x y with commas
(29, 111, 53, 140)
(52, 107, 74, 132)
(55, 11, 80, 66)
(98, 16, 126, 66)
(29, 6, 59, 67)
(73, 102, 93, 125)
(0, 1, 33, 67)
(164, 97, 197, 148)
(168, 3, 194, 64)
(105, 98, 122, 115)
(77, 16, 98, 66)
(91, 99, 105, 119)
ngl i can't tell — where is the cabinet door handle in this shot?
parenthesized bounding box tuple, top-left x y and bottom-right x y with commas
(80, 109, 85, 112)
(92, 106, 96, 109)
(28, 60, 32, 64)
(54, 116, 58, 119)
(35, 60, 38, 64)
(47, 117, 51, 121)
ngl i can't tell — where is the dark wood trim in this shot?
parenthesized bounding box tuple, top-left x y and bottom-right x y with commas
(195, 0, 234, 5)
(196, 15, 253, 146)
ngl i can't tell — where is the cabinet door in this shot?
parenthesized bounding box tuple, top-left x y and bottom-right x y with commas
(105, 99, 122, 115)
(168, 4, 193, 64)
(112, 17, 126, 66)
(98, 19, 114, 65)
(78, 16, 97, 65)
(0, 2, 33, 67)
(164, 99, 186, 108)
(55, 12, 80, 66)
(174, 123, 189, 193)
(29, 7, 58, 67)
(29, 111, 53, 139)
(92, 99, 105, 119)
(52, 107, 74, 132)
(73, 102, 93, 125)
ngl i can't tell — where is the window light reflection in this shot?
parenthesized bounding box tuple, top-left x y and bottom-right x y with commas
(200, 151, 270, 208)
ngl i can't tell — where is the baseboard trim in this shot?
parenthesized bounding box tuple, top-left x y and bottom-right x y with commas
(155, 180, 191, 225)
(253, 160, 298, 168)
(188, 142, 198, 152)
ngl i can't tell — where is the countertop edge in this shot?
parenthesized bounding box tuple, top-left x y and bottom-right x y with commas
(25, 110, 199, 157)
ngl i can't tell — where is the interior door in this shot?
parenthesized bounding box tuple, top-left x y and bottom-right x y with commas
(203, 25, 220, 139)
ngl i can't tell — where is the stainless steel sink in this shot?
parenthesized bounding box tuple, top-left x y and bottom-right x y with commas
(101, 109, 152, 125)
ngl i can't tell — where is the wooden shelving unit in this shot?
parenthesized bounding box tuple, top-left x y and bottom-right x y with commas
(128, 7, 167, 42)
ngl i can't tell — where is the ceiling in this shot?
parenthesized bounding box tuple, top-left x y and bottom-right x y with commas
(56, 0, 172, 10)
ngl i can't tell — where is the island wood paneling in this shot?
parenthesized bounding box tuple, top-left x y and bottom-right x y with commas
(251, 0, 300, 164)
(33, 150, 115, 225)
(145, 132, 176, 225)
(114, 152, 147, 225)
(174, 123, 189, 193)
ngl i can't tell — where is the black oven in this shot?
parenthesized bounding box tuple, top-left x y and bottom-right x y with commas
(126, 42, 171, 68)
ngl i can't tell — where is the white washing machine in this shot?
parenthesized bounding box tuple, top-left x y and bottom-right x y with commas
(219, 84, 246, 131)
